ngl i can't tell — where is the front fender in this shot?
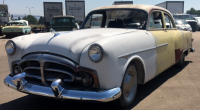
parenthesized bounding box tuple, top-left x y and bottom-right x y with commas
(79, 31, 157, 89)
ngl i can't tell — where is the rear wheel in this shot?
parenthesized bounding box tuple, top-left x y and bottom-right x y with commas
(115, 64, 138, 108)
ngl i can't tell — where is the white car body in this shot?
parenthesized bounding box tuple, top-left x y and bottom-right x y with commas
(7, 29, 156, 89)
(4, 4, 195, 108)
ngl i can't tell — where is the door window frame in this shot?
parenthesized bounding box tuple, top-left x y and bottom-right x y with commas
(147, 10, 165, 31)
(163, 12, 176, 30)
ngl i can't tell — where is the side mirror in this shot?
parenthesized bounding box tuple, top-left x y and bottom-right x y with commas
(76, 23, 80, 30)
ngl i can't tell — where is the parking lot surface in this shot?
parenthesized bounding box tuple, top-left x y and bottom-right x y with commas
(0, 32, 200, 110)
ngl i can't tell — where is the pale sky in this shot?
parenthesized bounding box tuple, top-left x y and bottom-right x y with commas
(3, 0, 200, 17)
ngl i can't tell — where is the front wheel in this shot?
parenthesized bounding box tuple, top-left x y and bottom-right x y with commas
(115, 64, 138, 108)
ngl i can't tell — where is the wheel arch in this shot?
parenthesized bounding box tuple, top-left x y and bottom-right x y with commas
(123, 55, 146, 84)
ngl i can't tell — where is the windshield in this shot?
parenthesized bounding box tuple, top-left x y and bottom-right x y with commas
(177, 15, 193, 20)
(7, 22, 23, 26)
(83, 9, 148, 29)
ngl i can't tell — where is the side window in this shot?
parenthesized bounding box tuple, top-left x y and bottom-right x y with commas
(84, 14, 103, 29)
(164, 13, 174, 29)
(149, 14, 155, 29)
(149, 11, 164, 29)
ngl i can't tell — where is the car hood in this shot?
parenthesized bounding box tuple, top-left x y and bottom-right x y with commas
(19, 28, 136, 63)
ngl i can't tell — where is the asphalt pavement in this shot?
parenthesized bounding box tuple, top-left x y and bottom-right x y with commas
(0, 32, 200, 110)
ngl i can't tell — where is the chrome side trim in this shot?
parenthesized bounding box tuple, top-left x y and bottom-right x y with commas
(118, 47, 156, 59)
(119, 43, 168, 59)
(4, 75, 121, 102)
(156, 43, 168, 48)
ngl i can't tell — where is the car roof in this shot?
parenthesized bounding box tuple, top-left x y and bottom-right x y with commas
(8, 20, 29, 25)
(92, 4, 171, 14)
(9, 20, 27, 23)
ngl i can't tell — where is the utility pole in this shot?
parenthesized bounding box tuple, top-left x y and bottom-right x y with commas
(3, 0, 5, 4)
(26, 7, 33, 15)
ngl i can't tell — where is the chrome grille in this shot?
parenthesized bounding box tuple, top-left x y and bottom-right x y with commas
(19, 54, 77, 86)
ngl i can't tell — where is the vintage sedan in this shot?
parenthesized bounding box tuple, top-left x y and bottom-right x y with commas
(4, 5, 195, 108)
(2, 20, 31, 37)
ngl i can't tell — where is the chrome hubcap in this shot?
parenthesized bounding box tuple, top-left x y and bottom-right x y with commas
(123, 66, 137, 102)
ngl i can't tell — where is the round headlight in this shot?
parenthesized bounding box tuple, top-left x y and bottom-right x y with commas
(88, 44, 103, 63)
(5, 41, 16, 55)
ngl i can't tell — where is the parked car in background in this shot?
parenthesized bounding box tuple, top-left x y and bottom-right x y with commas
(2, 20, 31, 37)
(49, 15, 79, 31)
(4, 5, 195, 108)
(0, 4, 10, 36)
(193, 17, 200, 31)
(173, 14, 198, 32)
(175, 19, 192, 31)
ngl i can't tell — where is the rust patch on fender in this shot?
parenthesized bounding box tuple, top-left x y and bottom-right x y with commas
(175, 49, 183, 62)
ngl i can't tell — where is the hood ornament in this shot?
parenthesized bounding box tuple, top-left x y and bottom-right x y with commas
(50, 28, 60, 37)
(50, 28, 57, 34)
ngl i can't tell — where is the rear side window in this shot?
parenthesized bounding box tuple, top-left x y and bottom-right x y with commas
(149, 11, 164, 29)
(164, 13, 175, 29)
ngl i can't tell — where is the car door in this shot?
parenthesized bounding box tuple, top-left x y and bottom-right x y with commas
(148, 10, 173, 76)
(163, 12, 183, 65)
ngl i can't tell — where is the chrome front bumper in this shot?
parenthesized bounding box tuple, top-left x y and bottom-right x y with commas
(4, 73, 121, 102)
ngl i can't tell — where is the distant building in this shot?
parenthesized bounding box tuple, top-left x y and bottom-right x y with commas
(113, 1, 133, 5)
